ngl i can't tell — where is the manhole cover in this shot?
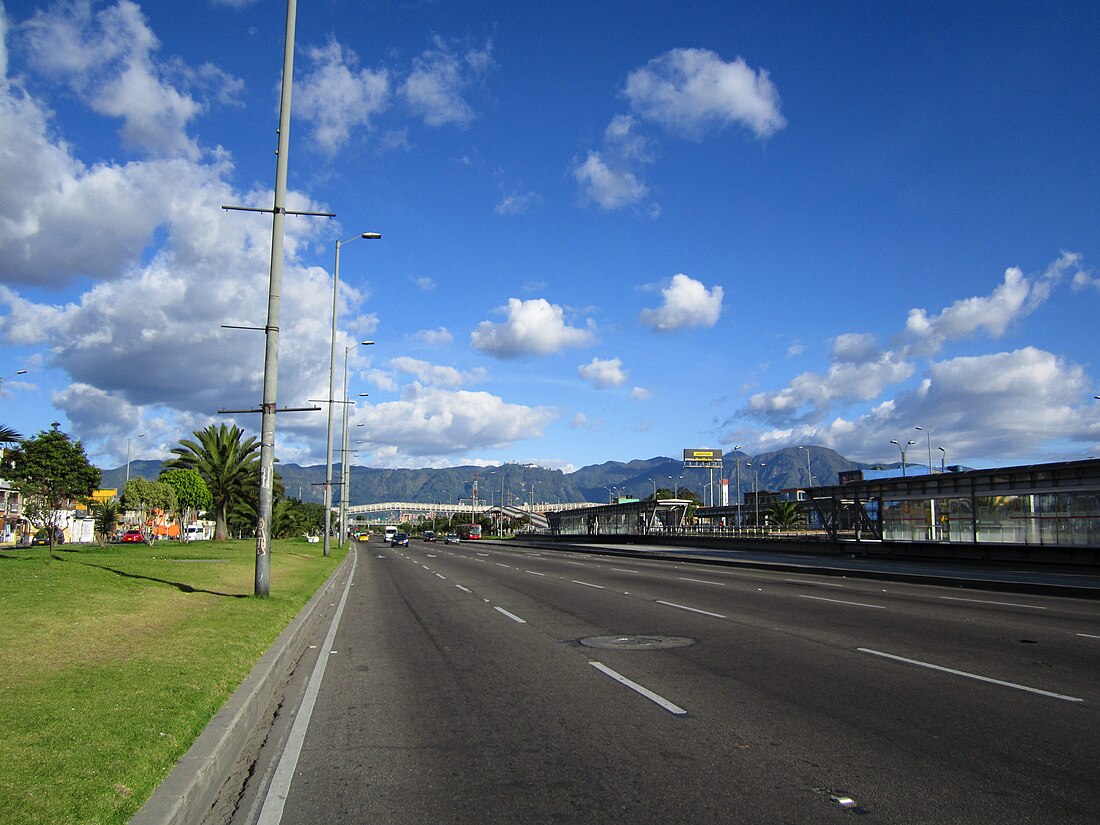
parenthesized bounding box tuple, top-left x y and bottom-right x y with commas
(578, 635, 695, 650)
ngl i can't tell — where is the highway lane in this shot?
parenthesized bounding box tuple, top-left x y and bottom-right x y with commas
(253, 541, 1100, 824)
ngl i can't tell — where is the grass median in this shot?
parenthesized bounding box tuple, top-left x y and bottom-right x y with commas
(0, 538, 348, 825)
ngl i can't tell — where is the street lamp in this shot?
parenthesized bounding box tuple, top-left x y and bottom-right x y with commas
(733, 445, 743, 531)
(938, 446, 946, 473)
(324, 232, 380, 557)
(798, 445, 812, 490)
(890, 439, 916, 477)
(125, 433, 146, 485)
(915, 426, 933, 474)
(747, 461, 765, 532)
(338, 345, 373, 548)
(648, 478, 657, 500)
(0, 369, 27, 407)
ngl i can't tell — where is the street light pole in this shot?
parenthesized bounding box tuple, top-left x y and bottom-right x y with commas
(0, 369, 27, 408)
(890, 438, 916, 477)
(915, 426, 933, 474)
(339, 346, 371, 548)
(324, 233, 380, 557)
(798, 445, 812, 489)
(125, 433, 146, 485)
(938, 446, 946, 473)
(734, 445, 743, 531)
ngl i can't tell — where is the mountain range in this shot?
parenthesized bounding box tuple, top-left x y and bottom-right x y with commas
(103, 446, 896, 507)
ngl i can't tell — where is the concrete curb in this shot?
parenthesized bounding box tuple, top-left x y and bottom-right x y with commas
(129, 552, 352, 825)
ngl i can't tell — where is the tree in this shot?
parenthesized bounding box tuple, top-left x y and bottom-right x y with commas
(159, 468, 213, 542)
(166, 424, 261, 541)
(0, 423, 100, 558)
(0, 425, 22, 445)
(91, 500, 121, 546)
(121, 477, 177, 541)
(768, 500, 805, 530)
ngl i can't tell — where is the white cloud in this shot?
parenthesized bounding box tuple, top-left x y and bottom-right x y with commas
(399, 35, 493, 127)
(578, 357, 627, 388)
(414, 276, 436, 291)
(414, 327, 453, 346)
(296, 37, 390, 155)
(572, 151, 649, 211)
(623, 47, 786, 140)
(905, 252, 1084, 355)
(494, 190, 541, 216)
(19, 0, 233, 160)
(639, 273, 724, 332)
(354, 384, 555, 461)
(387, 356, 484, 388)
(630, 386, 652, 400)
(471, 298, 596, 358)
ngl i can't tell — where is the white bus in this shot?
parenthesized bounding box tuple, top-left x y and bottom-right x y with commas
(384, 525, 398, 542)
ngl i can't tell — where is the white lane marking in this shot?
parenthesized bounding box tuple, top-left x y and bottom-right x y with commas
(434, 573, 446, 580)
(494, 606, 527, 624)
(566, 561, 587, 566)
(857, 648, 1084, 703)
(421, 564, 430, 570)
(476, 552, 490, 557)
(939, 596, 1047, 610)
(495, 563, 511, 568)
(572, 580, 605, 589)
(799, 595, 885, 609)
(589, 662, 687, 716)
(785, 578, 843, 587)
(656, 600, 725, 619)
(376, 555, 386, 559)
(256, 549, 359, 824)
(526, 570, 546, 576)
(455, 585, 472, 593)
(611, 568, 639, 573)
(1077, 633, 1100, 639)
(679, 577, 725, 586)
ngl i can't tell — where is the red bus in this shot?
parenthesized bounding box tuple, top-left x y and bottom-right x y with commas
(456, 523, 482, 540)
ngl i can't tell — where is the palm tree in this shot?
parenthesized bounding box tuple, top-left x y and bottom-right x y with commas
(166, 424, 260, 541)
(0, 425, 21, 445)
(91, 500, 121, 546)
(768, 500, 805, 531)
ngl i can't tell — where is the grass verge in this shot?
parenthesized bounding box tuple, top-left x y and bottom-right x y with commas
(0, 538, 346, 825)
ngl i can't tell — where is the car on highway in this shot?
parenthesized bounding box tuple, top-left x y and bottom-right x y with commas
(422, 530, 436, 542)
(443, 533, 461, 545)
(390, 531, 410, 547)
(121, 530, 145, 543)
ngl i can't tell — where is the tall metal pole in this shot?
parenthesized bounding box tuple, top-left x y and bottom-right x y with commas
(323, 239, 343, 558)
(734, 446, 742, 531)
(339, 346, 351, 547)
(253, 0, 297, 597)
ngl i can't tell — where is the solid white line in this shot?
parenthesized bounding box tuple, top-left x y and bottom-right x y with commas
(494, 606, 527, 624)
(611, 568, 639, 573)
(1077, 633, 1100, 639)
(434, 573, 446, 580)
(655, 600, 725, 619)
(857, 648, 1084, 703)
(939, 596, 1047, 610)
(589, 662, 687, 715)
(256, 548, 358, 824)
(526, 570, 546, 576)
(455, 585, 472, 593)
(799, 595, 885, 609)
(785, 578, 843, 587)
(572, 580, 605, 589)
(679, 577, 725, 586)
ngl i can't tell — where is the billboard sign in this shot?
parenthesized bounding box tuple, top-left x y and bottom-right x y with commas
(683, 448, 723, 469)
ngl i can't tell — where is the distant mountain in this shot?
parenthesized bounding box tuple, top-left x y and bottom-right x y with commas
(100, 446, 883, 506)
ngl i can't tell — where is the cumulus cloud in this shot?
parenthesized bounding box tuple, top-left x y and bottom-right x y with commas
(470, 298, 596, 358)
(623, 47, 786, 140)
(905, 252, 1084, 355)
(387, 356, 485, 388)
(414, 326, 453, 346)
(577, 357, 627, 388)
(630, 386, 652, 400)
(19, 1, 239, 160)
(399, 35, 493, 127)
(572, 151, 649, 211)
(354, 384, 555, 461)
(296, 37, 389, 155)
(639, 274, 724, 332)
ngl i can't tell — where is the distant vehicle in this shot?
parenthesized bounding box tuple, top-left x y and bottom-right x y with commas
(384, 525, 398, 542)
(183, 525, 209, 541)
(456, 523, 482, 540)
(121, 530, 145, 543)
(391, 531, 409, 547)
(443, 533, 461, 545)
(422, 530, 436, 542)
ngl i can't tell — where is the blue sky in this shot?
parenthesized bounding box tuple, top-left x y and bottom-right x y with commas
(1, 0, 1099, 474)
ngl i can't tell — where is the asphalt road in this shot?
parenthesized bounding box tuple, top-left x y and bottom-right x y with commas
(227, 540, 1100, 824)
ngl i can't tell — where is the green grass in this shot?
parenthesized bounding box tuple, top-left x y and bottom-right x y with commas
(0, 538, 346, 825)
